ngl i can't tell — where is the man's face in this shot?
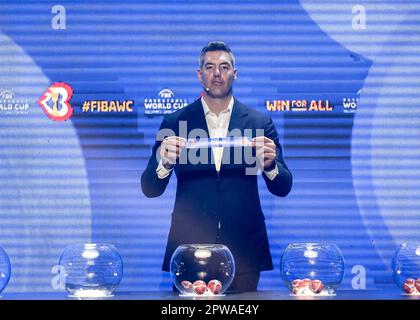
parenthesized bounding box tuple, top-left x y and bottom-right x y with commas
(198, 51, 237, 99)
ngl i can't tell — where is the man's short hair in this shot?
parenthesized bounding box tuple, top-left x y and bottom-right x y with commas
(199, 41, 235, 68)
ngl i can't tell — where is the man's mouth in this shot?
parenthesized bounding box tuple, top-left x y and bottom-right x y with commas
(212, 81, 224, 86)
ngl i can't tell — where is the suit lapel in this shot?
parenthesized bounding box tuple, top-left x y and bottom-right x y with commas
(227, 98, 248, 133)
(182, 99, 215, 172)
(185, 99, 210, 137)
(220, 99, 249, 173)
(186, 98, 248, 134)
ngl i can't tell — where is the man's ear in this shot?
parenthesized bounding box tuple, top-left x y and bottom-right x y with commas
(197, 69, 203, 82)
(233, 69, 238, 80)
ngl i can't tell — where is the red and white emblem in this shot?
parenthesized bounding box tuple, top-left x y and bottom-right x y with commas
(38, 82, 73, 121)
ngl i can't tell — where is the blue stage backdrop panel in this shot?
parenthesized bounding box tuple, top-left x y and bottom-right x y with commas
(0, 0, 418, 293)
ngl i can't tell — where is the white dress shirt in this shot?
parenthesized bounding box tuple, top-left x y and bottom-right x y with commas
(156, 97, 278, 179)
(202, 96, 234, 172)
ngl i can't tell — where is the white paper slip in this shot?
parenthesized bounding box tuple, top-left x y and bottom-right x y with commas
(185, 137, 252, 149)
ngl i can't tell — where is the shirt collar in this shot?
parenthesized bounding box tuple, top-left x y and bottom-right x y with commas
(201, 96, 234, 116)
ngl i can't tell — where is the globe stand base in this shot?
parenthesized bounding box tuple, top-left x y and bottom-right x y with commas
(290, 292, 336, 297)
(179, 293, 226, 298)
(68, 289, 114, 299)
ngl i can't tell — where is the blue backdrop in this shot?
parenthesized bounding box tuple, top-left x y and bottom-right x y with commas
(0, 0, 419, 293)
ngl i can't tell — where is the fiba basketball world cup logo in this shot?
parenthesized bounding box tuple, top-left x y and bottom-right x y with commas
(38, 82, 74, 121)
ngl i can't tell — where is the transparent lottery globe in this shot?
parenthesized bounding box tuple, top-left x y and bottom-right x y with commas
(170, 244, 235, 296)
(392, 243, 420, 295)
(59, 243, 123, 298)
(0, 246, 11, 295)
(281, 243, 345, 296)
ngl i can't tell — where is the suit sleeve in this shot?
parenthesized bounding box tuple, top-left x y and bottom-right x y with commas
(262, 116, 293, 197)
(141, 117, 174, 198)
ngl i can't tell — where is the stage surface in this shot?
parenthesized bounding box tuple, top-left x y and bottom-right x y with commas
(1, 289, 418, 300)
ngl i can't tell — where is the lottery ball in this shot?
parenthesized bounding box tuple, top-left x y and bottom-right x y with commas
(415, 278, 420, 293)
(193, 280, 207, 295)
(302, 278, 311, 289)
(292, 279, 304, 288)
(310, 280, 324, 294)
(207, 279, 222, 295)
(403, 278, 416, 294)
(181, 280, 193, 292)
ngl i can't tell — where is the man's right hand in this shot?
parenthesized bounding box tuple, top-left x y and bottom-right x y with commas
(159, 136, 186, 169)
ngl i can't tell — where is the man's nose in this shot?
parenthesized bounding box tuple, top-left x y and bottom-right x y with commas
(213, 67, 221, 77)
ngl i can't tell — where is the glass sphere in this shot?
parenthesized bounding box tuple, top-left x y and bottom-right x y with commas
(392, 242, 420, 295)
(170, 244, 235, 296)
(280, 243, 345, 296)
(59, 243, 123, 298)
(0, 246, 11, 295)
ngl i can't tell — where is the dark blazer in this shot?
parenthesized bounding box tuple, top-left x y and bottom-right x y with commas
(141, 98, 292, 273)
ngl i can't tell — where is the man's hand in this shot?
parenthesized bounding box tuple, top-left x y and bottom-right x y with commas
(252, 136, 277, 171)
(160, 136, 186, 169)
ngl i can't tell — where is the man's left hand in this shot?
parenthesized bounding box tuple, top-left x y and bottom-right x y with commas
(252, 136, 277, 171)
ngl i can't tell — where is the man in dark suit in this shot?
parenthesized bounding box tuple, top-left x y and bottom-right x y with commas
(141, 41, 292, 292)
